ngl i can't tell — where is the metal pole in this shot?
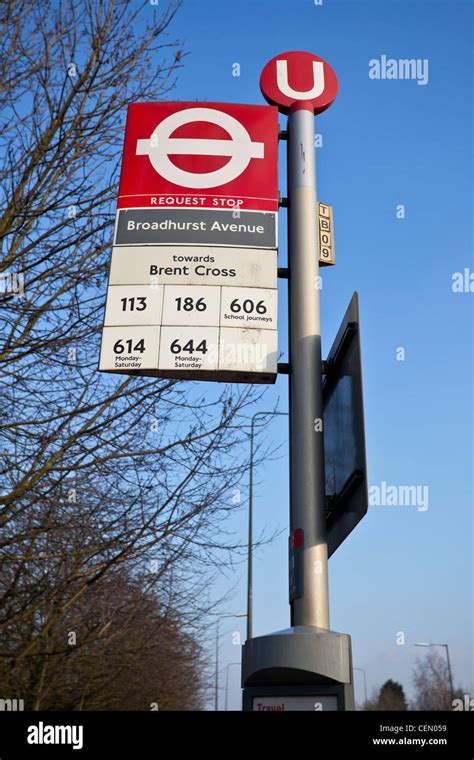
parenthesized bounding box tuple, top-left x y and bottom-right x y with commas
(214, 618, 219, 711)
(247, 411, 288, 641)
(287, 103, 329, 629)
(215, 613, 246, 711)
(247, 417, 256, 643)
(444, 645, 454, 704)
(224, 662, 240, 711)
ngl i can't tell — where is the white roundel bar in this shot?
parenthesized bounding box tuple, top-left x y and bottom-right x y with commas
(136, 107, 265, 189)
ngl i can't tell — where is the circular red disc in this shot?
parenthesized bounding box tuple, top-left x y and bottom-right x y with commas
(260, 50, 338, 115)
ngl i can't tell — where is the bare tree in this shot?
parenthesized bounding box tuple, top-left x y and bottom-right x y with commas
(0, 0, 275, 708)
(2, 565, 207, 710)
(411, 651, 462, 711)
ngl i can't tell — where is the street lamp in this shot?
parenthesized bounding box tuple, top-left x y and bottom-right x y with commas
(224, 661, 241, 711)
(353, 667, 368, 704)
(414, 642, 454, 703)
(247, 410, 288, 641)
(215, 613, 246, 711)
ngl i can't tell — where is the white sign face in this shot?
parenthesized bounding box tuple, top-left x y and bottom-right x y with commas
(162, 285, 220, 327)
(108, 246, 277, 289)
(220, 287, 277, 330)
(252, 696, 338, 712)
(158, 326, 219, 372)
(99, 326, 160, 372)
(101, 265, 278, 381)
(104, 284, 163, 326)
(219, 328, 277, 374)
(100, 281, 277, 381)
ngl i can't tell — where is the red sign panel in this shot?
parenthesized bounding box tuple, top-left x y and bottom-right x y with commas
(118, 102, 279, 211)
(260, 51, 338, 115)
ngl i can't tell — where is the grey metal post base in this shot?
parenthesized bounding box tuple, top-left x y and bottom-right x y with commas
(241, 626, 355, 711)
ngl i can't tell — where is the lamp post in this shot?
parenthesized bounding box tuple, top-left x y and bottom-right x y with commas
(414, 642, 454, 704)
(353, 667, 368, 704)
(247, 410, 288, 641)
(224, 661, 241, 711)
(215, 613, 246, 711)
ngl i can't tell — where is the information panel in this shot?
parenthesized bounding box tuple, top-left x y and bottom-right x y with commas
(108, 247, 277, 288)
(99, 101, 279, 383)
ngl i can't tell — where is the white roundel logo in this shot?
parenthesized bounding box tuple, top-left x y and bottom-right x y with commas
(136, 107, 264, 189)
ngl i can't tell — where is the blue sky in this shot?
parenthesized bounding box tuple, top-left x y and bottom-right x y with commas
(146, 0, 473, 708)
